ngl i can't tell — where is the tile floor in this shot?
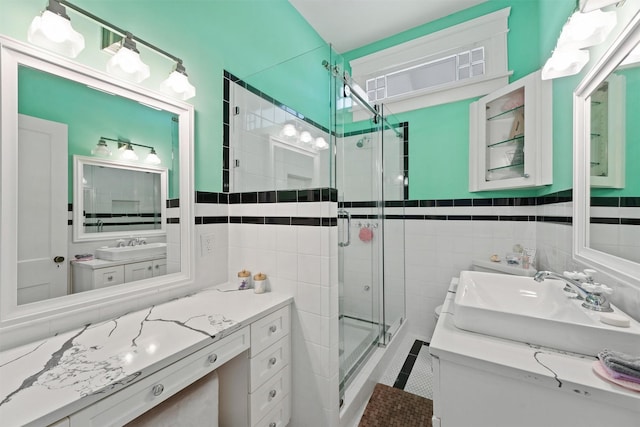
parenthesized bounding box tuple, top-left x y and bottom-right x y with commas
(379, 334, 434, 400)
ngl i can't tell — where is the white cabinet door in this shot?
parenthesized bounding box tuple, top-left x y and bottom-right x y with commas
(469, 70, 552, 191)
(124, 261, 153, 282)
(152, 258, 167, 277)
(93, 266, 125, 289)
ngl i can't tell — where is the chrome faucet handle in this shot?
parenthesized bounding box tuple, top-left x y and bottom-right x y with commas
(116, 239, 126, 248)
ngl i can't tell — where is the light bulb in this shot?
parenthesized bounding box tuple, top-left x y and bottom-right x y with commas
(121, 144, 138, 161)
(92, 139, 112, 157)
(282, 123, 297, 137)
(146, 148, 161, 165)
(106, 36, 150, 83)
(161, 70, 196, 100)
(314, 137, 328, 150)
(300, 131, 312, 143)
(27, 9, 85, 58)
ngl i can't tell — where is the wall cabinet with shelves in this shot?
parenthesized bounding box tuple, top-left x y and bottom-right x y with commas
(469, 70, 552, 191)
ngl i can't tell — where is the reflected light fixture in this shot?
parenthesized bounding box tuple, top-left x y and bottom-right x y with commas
(91, 138, 112, 157)
(160, 60, 196, 100)
(300, 131, 312, 144)
(282, 123, 297, 137)
(313, 137, 329, 150)
(106, 32, 150, 83)
(146, 147, 161, 165)
(120, 142, 139, 161)
(27, 0, 85, 58)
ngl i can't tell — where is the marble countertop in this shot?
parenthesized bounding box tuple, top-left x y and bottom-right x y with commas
(430, 279, 640, 412)
(0, 286, 292, 427)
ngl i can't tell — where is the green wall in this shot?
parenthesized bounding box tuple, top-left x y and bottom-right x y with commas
(1, 0, 328, 193)
(344, 0, 577, 199)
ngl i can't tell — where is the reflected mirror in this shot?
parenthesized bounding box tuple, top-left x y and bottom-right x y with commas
(74, 156, 167, 242)
(1, 37, 193, 324)
(574, 9, 640, 286)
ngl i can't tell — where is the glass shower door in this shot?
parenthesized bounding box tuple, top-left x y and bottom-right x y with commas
(335, 93, 384, 395)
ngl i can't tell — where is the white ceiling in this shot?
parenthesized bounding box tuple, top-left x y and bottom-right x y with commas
(288, 0, 488, 53)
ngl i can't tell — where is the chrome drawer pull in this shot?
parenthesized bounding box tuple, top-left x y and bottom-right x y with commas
(208, 353, 218, 364)
(268, 357, 277, 366)
(269, 325, 277, 333)
(268, 389, 277, 399)
(152, 384, 164, 396)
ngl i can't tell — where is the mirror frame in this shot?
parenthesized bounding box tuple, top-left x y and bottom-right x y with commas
(0, 36, 194, 328)
(573, 10, 640, 287)
(73, 155, 168, 242)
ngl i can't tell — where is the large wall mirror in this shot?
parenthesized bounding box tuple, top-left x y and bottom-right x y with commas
(0, 36, 193, 327)
(574, 9, 640, 288)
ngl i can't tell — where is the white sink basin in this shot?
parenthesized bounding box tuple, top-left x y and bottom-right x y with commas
(95, 242, 167, 261)
(454, 270, 640, 356)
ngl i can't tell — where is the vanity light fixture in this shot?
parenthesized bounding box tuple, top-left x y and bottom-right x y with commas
(160, 60, 196, 100)
(27, 0, 196, 99)
(557, 9, 617, 50)
(106, 32, 150, 83)
(95, 137, 161, 164)
(542, 48, 590, 80)
(91, 138, 112, 157)
(541, 5, 618, 80)
(27, 0, 85, 58)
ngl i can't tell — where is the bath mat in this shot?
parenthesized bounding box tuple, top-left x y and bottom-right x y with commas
(358, 383, 433, 427)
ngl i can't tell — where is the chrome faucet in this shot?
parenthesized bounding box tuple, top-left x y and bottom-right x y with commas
(533, 270, 613, 312)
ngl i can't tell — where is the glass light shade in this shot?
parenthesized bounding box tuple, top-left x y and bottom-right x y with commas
(146, 149, 161, 165)
(92, 140, 112, 157)
(160, 70, 196, 100)
(282, 123, 297, 137)
(121, 145, 138, 161)
(300, 131, 312, 143)
(314, 137, 328, 150)
(27, 10, 85, 58)
(557, 10, 617, 50)
(541, 48, 589, 80)
(107, 46, 150, 83)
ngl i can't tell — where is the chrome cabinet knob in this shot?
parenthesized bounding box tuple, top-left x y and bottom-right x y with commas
(269, 423, 276, 427)
(268, 357, 277, 366)
(152, 384, 164, 396)
(269, 325, 277, 333)
(268, 389, 277, 399)
(208, 354, 218, 364)
(107, 275, 113, 281)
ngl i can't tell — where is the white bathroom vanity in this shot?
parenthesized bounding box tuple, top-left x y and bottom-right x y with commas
(0, 287, 292, 427)
(430, 277, 640, 427)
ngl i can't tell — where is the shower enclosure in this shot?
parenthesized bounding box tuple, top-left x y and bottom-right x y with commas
(225, 43, 406, 415)
(329, 58, 406, 398)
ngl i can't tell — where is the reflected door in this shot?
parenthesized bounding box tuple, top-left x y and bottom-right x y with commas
(17, 114, 68, 304)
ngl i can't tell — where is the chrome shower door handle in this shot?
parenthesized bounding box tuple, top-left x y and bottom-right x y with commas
(338, 209, 351, 247)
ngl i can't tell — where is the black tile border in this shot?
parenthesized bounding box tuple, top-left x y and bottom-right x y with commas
(189, 189, 637, 227)
(393, 339, 429, 390)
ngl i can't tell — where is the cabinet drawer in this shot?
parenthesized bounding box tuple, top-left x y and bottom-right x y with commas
(70, 326, 249, 426)
(249, 336, 290, 392)
(93, 266, 124, 288)
(249, 367, 290, 426)
(254, 396, 290, 427)
(250, 306, 290, 356)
